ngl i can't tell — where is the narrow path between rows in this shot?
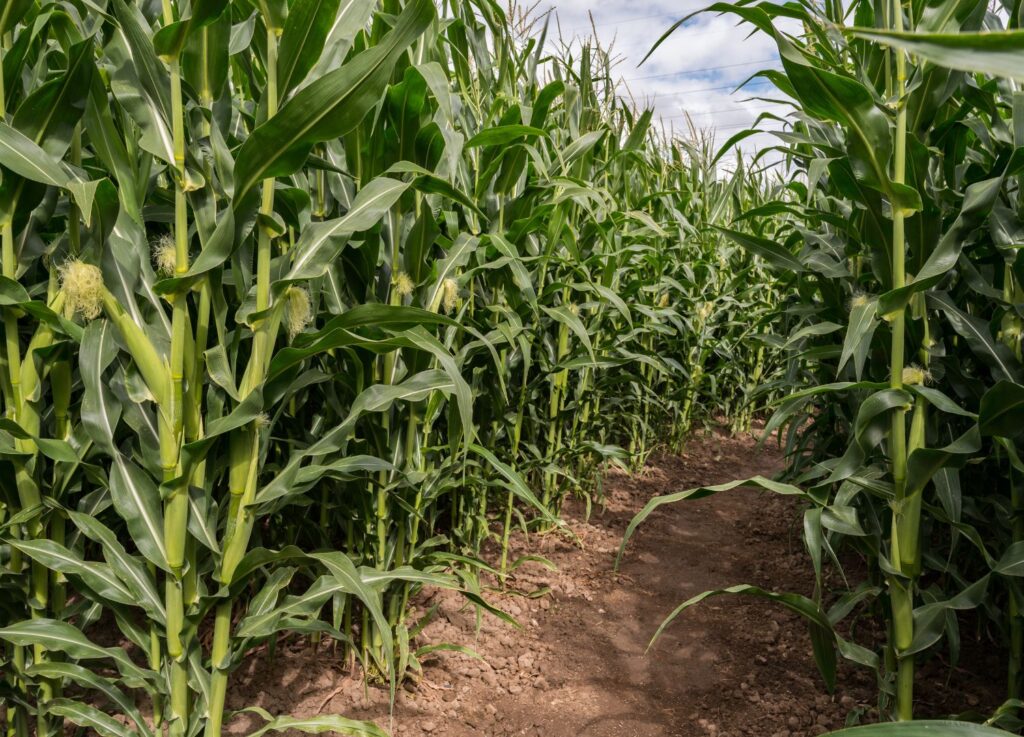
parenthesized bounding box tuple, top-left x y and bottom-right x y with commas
(227, 432, 887, 737)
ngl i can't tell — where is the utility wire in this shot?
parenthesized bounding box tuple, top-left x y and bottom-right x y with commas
(556, 11, 680, 33)
(662, 103, 790, 120)
(620, 79, 774, 100)
(663, 108, 790, 122)
(555, 18, 756, 42)
(663, 119, 784, 134)
(693, 102, 789, 116)
(622, 59, 777, 83)
(713, 120, 786, 131)
(587, 12, 679, 29)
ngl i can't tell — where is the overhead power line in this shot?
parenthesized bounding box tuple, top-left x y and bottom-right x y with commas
(628, 78, 775, 98)
(554, 16, 758, 43)
(713, 120, 785, 132)
(587, 12, 678, 29)
(662, 103, 790, 120)
(622, 59, 778, 83)
(556, 11, 679, 33)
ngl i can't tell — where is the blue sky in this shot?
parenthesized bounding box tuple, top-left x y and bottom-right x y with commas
(532, 2, 794, 162)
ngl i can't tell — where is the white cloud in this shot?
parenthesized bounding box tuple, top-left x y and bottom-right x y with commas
(529, 1, 799, 167)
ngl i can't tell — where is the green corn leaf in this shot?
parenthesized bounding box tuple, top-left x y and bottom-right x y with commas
(303, 0, 378, 83)
(255, 455, 393, 507)
(47, 699, 142, 737)
(231, 0, 435, 202)
(469, 444, 561, 529)
(12, 37, 95, 158)
(838, 297, 879, 380)
(994, 541, 1024, 577)
(386, 161, 485, 219)
(0, 122, 101, 216)
(182, 14, 231, 106)
(878, 174, 1010, 317)
(905, 426, 981, 496)
(979, 381, 1024, 437)
(617, 476, 809, 569)
(235, 573, 337, 640)
(907, 575, 990, 655)
(276, 0, 343, 97)
(0, 620, 156, 688)
(309, 551, 394, 671)
(256, 370, 460, 505)
(242, 708, 388, 737)
(0, 0, 34, 35)
(824, 388, 913, 486)
(109, 455, 169, 572)
(79, 320, 122, 451)
(716, 227, 805, 273)
(168, 0, 434, 288)
(311, 303, 462, 334)
(848, 28, 1024, 81)
(465, 124, 547, 148)
(283, 177, 409, 285)
(541, 304, 595, 363)
(649, 584, 838, 693)
(7, 538, 136, 607)
(66, 510, 166, 623)
(27, 662, 153, 737)
(425, 234, 478, 310)
(108, 0, 174, 163)
(152, 0, 229, 60)
(929, 292, 1023, 382)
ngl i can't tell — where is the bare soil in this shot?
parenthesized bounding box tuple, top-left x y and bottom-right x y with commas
(226, 430, 1004, 737)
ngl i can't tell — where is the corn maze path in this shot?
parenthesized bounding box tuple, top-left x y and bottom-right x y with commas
(226, 431, 1001, 737)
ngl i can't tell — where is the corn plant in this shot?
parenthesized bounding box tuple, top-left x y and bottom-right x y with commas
(0, 1, 791, 735)
(620, 0, 1024, 728)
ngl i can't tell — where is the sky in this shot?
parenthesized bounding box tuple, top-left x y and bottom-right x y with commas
(527, 1, 797, 166)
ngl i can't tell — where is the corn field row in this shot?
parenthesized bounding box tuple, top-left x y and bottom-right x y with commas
(0, 1, 790, 736)
(616, 0, 1024, 734)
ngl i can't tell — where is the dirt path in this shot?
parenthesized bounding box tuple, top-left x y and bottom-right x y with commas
(228, 430, 996, 737)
